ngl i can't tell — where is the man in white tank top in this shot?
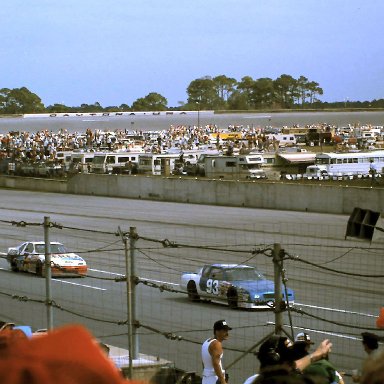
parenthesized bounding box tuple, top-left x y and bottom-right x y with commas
(202, 320, 232, 384)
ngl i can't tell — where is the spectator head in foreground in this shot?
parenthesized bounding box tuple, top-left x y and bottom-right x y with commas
(361, 332, 379, 354)
(0, 324, 142, 384)
(257, 335, 296, 370)
(361, 348, 384, 384)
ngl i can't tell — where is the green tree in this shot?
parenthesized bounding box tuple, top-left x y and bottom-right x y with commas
(236, 76, 255, 109)
(0, 87, 45, 114)
(227, 91, 250, 110)
(119, 103, 131, 111)
(0, 88, 11, 112)
(104, 105, 120, 112)
(251, 77, 274, 108)
(273, 74, 298, 108)
(186, 76, 220, 109)
(307, 81, 323, 104)
(213, 75, 237, 102)
(131, 92, 168, 111)
(296, 76, 309, 105)
(46, 103, 72, 113)
(77, 102, 104, 112)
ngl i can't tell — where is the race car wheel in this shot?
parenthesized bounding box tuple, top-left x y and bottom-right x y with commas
(36, 261, 44, 277)
(227, 289, 238, 309)
(10, 261, 19, 272)
(187, 281, 200, 301)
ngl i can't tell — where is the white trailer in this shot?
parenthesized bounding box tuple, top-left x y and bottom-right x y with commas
(137, 153, 180, 175)
(201, 154, 266, 180)
(92, 152, 140, 174)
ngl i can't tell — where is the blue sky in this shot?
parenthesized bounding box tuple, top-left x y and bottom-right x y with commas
(1, 0, 383, 108)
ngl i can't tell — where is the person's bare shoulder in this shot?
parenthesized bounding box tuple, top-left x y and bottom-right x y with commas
(209, 339, 222, 355)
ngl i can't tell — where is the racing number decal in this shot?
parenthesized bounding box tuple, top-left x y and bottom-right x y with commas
(206, 279, 219, 295)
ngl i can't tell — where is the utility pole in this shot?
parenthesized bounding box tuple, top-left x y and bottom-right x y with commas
(118, 226, 138, 378)
(129, 226, 139, 359)
(273, 243, 283, 335)
(44, 216, 53, 330)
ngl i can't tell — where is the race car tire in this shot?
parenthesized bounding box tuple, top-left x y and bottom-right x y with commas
(227, 289, 238, 309)
(10, 261, 19, 272)
(187, 281, 200, 301)
(36, 261, 44, 277)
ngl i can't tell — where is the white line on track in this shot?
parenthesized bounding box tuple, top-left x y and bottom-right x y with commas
(0, 266, 107, 291)
(295, 302, 376, 317)
(88, 268, 124, 276)
(52, 279, 106, 291)
(52, 268, 123, 290)
(266, 322, 361, 341)
(53, 268, 124, 291)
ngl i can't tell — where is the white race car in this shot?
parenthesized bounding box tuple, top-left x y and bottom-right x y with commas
(7, 241, 87, 277)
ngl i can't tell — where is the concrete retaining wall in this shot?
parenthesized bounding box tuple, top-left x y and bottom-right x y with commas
(0, 176, 67, 193)
(68, 174, 383, 215)
(0, 175, 383, 215)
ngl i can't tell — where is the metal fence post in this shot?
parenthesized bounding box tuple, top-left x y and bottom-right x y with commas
(273, 243, 283, 335)
(44, 216, 53, 330)
(118, 226, 134, 378)
(129, 226, 139, 359)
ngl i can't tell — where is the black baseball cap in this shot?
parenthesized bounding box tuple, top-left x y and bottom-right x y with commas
(362, 332, 379, 349)
(257, 335, 295, 367)
(214, 320, 232, 331)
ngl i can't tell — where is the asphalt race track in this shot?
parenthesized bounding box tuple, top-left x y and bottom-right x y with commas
(0, 189, 381, 384)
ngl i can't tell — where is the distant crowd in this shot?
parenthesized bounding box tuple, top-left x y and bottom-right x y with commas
(0, 125, 287, 164)
(0, 123, 382, 168)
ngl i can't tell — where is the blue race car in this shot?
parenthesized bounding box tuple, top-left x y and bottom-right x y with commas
(180, 263, 295, 309)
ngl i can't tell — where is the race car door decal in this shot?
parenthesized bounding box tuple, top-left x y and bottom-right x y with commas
(206, 279, 219, 295)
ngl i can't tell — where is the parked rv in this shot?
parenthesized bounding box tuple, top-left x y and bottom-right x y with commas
(266, 134, 297, 148)
(69, 152, 95, 173)
(200, 154, 266, 180)
(137, 153, 180, 175)
(56, 151, 73, 172)
(92, 152, 140, 174)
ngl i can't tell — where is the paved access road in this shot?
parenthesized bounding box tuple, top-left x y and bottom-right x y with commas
(0, 189, 381, 384)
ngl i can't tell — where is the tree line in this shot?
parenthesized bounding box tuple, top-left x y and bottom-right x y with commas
(1, 75, 384, 114)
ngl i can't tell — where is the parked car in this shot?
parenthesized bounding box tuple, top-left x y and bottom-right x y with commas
(7, 241, 87, 277)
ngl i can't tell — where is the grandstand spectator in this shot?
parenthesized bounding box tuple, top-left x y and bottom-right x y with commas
(352, 332, 381, 383)
(243, 335, 333, 384)
(360, 348, 384, 384)
(291, 332, 344, 384)
(303, 353, 344, 384)
(202, 319, 232, 384)
(292, 332, 314, 359)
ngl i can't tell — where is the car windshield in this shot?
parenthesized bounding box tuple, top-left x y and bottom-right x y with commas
(225, 267, 265, 281)
(35, 244, 68, 254)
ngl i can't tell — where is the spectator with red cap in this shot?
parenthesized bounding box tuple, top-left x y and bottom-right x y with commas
(0, 323, 142, 384)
